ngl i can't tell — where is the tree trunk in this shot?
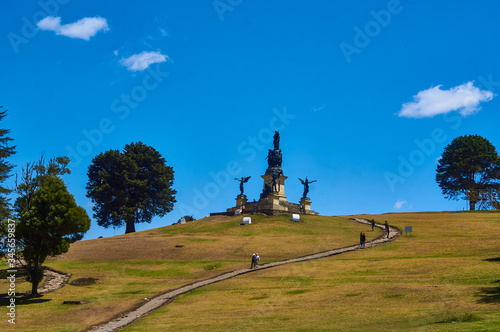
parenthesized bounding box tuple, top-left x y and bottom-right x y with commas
(125, 219, 136, 233)
(29, 261, 41, 296)
(31, 275, 39, 296)
(470, 200, 476, 211)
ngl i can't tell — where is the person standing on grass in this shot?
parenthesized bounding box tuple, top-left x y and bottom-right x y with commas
(371, 219, 375, 231)
(251, 253, 256, 269)
(385, 221, 390, 238)
(253, 199, 257, 213)
(242, 205, 245, 215)
(255, 254, 260, 268)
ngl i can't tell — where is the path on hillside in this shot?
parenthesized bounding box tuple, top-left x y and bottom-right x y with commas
(0, 264, 70, 298)
(38, 267, 71, 294)
(88, 219, 401, 332)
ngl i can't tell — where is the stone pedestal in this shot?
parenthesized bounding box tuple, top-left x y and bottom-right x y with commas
(258, 193, 289, 214)
(236, 194, 247, 209)
(261, 173, 287, 197)
(300, 197, 312, 214)
(236, 195, 247, 208)
(226, 194, 248, 215)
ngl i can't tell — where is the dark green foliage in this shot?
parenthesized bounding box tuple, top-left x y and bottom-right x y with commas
(8, 156, 90, 295)
(0, 108, 16, 219)
(178, 215, 196, 223)
(86, 142, 176, 234)
(436, 135, 500, 210)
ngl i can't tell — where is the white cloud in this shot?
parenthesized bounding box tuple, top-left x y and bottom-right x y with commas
(37, 16, 61, 31)
(113, 50, 119, 56)
(120, 51, 169, 71)
(394, 200, 407, 210)
(37, 16, 109, 40)
(398, 81, 494, 118)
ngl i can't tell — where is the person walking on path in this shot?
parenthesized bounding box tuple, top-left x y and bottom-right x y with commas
(359, 232, 366, 248)
(371, 219, 375, 231)
(251, 253, 256, 269)
(254, 254, 260, 268)
(385, 221, 390, 238)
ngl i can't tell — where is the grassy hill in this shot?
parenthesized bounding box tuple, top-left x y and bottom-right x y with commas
(1, 212, 499, 331)
(0, 214, 371, 331)
(123, 211, 500, 331)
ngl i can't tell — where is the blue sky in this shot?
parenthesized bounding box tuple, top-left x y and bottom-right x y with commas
(2, 0, 500, 240)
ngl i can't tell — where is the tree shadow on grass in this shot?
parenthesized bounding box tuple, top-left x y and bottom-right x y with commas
(477, 257, 500, 303)
(483, 257, 500, 262)
(0, 294, 52, 306)
(477, 280, 500, 304)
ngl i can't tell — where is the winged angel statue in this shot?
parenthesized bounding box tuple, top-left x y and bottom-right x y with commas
(235, 176, 251, 195)
(299, 177, 317, 198)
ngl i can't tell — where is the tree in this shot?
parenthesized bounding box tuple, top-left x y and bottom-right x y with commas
(178, 215, 196, 223)
(86, 142, 176, 233)
(7, 156, 90, 295)
(0, 107, 16, 220)
(436, 135, 500, 210)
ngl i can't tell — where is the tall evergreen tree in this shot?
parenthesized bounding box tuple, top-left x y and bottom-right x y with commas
(0, 107, 16, 219)
(11, 156, 90, 295)
(86, 142, 176, 233)
(436, 134, 500, 210)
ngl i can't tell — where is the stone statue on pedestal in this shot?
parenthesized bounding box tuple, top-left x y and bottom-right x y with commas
(273, 130, 280, 150)
(299, 177, 316, 198)
(271, 171, 279, 193)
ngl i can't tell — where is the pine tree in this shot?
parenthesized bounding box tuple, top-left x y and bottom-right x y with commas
(86, 142, 176, 233)
(436, 134, 500, 210)
(0, 107, 16, 219)
(12, 156, 90, 295)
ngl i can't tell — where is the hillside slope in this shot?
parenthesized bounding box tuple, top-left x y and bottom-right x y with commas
(1, 214, 373, 331)
(124, 211, 500, 331)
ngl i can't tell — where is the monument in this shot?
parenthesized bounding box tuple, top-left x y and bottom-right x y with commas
(216, 131, 318, 216)
(256, 131, 291, 214)
(299, 177, 317, 214)
(234, 176, 251, 211)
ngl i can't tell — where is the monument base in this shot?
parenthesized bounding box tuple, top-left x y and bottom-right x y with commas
(261, 173, 287, 198)
(300, 197, 319, 215)
(258, 193, 287, 213)
(212, 195, 318, 216)
(226, 194, 248, 214)
(236, 194, 247, 208)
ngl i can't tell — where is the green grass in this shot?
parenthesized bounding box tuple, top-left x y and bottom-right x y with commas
(284, 289, 311, 295)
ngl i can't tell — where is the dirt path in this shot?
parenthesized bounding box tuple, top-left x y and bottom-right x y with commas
(87, 218, 401, 332)
(0, 263, 71, 297)
(38, 267, 71, 294)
